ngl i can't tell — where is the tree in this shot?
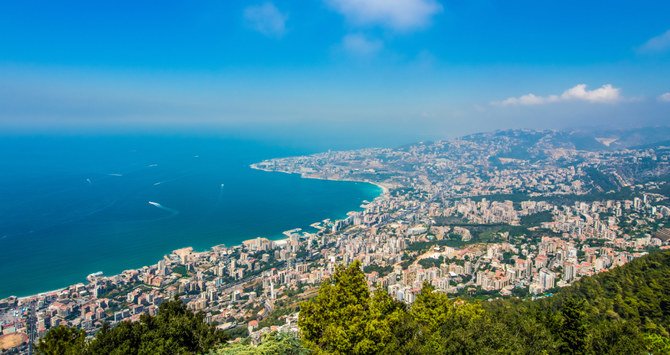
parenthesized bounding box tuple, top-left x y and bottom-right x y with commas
(556, 297, 588, 354)
(215, 332, 309, 355)
(299, 251, 670, 354)
(299, 260, 369, 353)
(359, 289, 409, 354)
(37, 297, 227, 355)
(299, 260, 404, 354)
(409, 282, 453, 333)
(645, 333, 670, 354)
(407, 282, 521, 354)
(35, 326, 86, 355)
(40, 251, 670, 355)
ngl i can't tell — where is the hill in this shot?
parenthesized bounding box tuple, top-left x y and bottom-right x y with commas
(298, 252, 670, 354)
(35, 298, 226, 355)
(35, 251, 670, 354)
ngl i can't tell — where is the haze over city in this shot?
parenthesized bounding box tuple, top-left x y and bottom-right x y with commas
(1, 0, 669, 148)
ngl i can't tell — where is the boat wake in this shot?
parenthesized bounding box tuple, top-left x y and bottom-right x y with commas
(148, 201, 179, 216)
(152, 173, 194, 187)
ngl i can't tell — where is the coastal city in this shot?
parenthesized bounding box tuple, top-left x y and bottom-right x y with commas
(1, 129, 669, 352)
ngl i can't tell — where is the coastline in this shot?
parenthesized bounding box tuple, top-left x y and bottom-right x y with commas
(17, 287, 67, 302)
(3, 161, 384, 301)
(249, 163, 390, 197)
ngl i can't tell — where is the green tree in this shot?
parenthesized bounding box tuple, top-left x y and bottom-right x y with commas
(588, 319, 646, 354)
(645, 333, 670, 354)
(299, 252, 670, 354)
(214, 332, 309, 355)
(359, 289, 409, 353)
(407, 282, 528, 354)
(41, 251, 670, 355)
(37, 297, 227, 355)
(409, 282, 454, 333)
(299, 260, 405, 354)
(556, 297, 588, 354)
(35, 325, 86, 355)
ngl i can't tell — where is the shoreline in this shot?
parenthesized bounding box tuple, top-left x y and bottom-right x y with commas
(17, 287, 67, 302)
(3, 162, 385, 301)
(249, 163, 391, 197)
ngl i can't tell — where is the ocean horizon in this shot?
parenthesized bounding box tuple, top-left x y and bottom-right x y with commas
(0, 134, 381, 298)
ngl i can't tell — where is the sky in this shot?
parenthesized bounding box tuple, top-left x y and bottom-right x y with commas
(1, 0, 669, 148)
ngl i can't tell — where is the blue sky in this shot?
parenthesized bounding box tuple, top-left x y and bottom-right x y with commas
(1, 0, 669, 147)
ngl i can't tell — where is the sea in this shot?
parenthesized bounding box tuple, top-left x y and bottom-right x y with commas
(0, 134, 381, 298)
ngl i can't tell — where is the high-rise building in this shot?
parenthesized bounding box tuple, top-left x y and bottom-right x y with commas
(563, 261, 576, 282)
(539, 268, 555, 291)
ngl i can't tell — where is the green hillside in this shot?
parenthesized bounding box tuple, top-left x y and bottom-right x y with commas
(37, 251, 670, 354)
(298, 252, 670, 354)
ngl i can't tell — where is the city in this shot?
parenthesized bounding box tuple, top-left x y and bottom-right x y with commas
(2, 129, 668, 351)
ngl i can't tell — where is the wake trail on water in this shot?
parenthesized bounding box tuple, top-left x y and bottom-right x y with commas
(3, 198, 121, 238)
(213, 184, 225, 207)
(151, 171, 198, 187)
(194, 184, 225, 225)
(148, 201, 179, 216)
(4, 159, 156, 210)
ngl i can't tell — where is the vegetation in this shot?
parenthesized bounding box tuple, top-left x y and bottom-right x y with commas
(35, 252, 670, 354)
(417, 256, 444, 269)
(213, 332, 309, 354)
(36, 298, 227, 355)
(362, 264, 394, 277)
(172, 265, 189, 278)
(35, 326, 87, 355)
(222, 326, 250, 340)
(299, 252, 670, 354)
(257, 305, 299, 330)
(455, 187, 642, 206)
(299, 260, 410, 353)
(584, 167, 621, 192)
(519, 210, 554, 226)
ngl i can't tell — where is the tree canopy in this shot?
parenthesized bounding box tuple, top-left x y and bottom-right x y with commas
(213, 332, 309, 355)
(36, 297, 227, 355)
(299, 251, 670, 354)
(35, 251, 670, 354)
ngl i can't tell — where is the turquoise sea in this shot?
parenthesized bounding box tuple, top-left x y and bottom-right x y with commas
(0, 135, 381, 298)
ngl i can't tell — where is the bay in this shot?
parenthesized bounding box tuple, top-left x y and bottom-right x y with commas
(0, 134, 380, 298)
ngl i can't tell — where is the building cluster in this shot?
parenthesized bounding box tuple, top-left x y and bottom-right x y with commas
(2, 130, 669, 352)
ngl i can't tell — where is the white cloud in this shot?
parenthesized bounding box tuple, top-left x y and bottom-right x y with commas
(499, 93, 558, 106)
(244, 3, 287, 38)
(341, 33, 383, 57)
(326, 0, 442, 32)
(495, 84, 622, 106)
(561, 84, 621, 103)
(638, 29, 670, 54)
(659, 92, 670, 102)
